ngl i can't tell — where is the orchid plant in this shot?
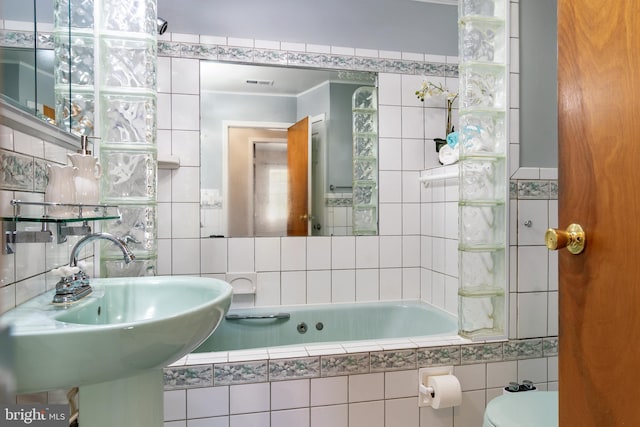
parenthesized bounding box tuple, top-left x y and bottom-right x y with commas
(416, 81, 459, 136)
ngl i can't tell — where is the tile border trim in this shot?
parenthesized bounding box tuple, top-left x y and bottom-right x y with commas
(164, 337, 558, 390)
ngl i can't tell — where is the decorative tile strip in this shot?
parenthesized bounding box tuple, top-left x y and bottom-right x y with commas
(157, 41, 182, 56)
(254, 49, 288, 65)
(0, 149, 35, 191)
(325, 54, 354, 69)
(37, 32, 54, 49)
(509, 180, 518, 199)
(287, 52, 330, 68)
(503, 339, 543, 361)
(165, 338, 561, 389)
(326, 197, 353, 207)
(417, 345, 461, 367)
(517, 180, 550, 199)
(370, 350, 416, 372)
(543, 337, 559, 356)
(269, 357, 320, 381)
(321, 353, 370, 377)
(511, 179, 559, 200)
(383, 59, 415, 74)
(0, 30, 35, 48)
(353, 57, 385, 72)
(460, 342, 503, 364)
(164, 364, 213, 390)
(155, 39, 459, 77)
(444, 63, 460, 77)
(549, 181, 558, 199)
(181, 43, 218, 59)
(34, 159, 48, 193)
(217, 46, 254, 62)
(213, 360, 268, 386)
(415, 62, 446, 77)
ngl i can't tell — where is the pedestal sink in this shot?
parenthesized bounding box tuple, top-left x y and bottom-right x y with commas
(0, 276, 233, 426)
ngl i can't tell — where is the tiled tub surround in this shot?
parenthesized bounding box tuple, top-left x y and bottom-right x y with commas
(163, 337, 558, 427)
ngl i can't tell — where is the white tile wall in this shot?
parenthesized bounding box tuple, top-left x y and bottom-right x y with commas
(271, 379, 310, 410)
(311, 376, 348, 406)
(311, 405, 348, 427)
(349, 373, 384, 402)
(386, 398, 419, 426)
(161, 1, 557, 424)
(349, 401, 385, 427)
(0, 124, 102, 315)
(5, 3, 557, 425)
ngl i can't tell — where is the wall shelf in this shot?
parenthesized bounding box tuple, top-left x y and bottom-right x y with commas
(420, 165, 459, 186)
(158, 154, 180, 169)
(3, 200, 121, 253)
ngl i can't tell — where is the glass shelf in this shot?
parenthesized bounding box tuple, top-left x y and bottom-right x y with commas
(2, 214, 121, 223)
(4, 200, 121, 223)
(3, 200, 122, 253)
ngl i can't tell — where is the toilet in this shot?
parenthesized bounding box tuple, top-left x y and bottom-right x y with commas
(483, 391, 558, 427)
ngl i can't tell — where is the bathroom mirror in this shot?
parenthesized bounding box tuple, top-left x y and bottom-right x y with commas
(0, 48, 55, 118)
(200, 61, 377, 238)
(0, 0, 56, 120)
(519, 0, 558, 168)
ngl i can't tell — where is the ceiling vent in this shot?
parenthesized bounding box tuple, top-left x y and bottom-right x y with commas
(246, 79, 274, 86)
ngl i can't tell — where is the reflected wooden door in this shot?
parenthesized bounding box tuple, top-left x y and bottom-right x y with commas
(287, 116, 311, 236)
(558, 0, 640, 424)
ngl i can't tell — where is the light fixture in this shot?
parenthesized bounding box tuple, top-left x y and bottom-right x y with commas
(157, 17, 168, 35)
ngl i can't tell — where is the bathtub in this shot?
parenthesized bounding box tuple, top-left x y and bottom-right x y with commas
(194, 300, 458, 353)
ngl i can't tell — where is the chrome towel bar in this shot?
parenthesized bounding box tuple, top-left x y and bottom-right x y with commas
(225, 313, 291, 320)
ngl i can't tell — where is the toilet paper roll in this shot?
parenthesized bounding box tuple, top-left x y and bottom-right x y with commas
(427, 375, 462, 409)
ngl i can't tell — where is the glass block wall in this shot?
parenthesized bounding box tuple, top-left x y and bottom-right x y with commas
(54, 0, 158, 276)
(351, 86, 378, 235)
(457, 0, 508, 338)
(54, 0, 95, 136)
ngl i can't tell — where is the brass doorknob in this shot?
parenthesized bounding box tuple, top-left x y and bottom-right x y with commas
(545, 224, 585, 254)
(299, 214, 308, 221)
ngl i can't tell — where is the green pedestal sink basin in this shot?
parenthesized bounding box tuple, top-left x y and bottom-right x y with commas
(0, 276, 232, 394)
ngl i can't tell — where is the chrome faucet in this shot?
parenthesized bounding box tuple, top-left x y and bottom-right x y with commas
(53, 232, 135, 304)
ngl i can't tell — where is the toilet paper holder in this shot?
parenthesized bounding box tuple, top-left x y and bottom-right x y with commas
(418, 366, 461, 408)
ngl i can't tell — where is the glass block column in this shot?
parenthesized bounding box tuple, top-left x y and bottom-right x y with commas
(352, 86, 378, 235)
(54, 0, 95, 135)
(54, 1, 157, 277)
(457, 0, 508, 339)
(97, 0, 157, 277)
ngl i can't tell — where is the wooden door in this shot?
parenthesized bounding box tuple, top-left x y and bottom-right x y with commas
(558, 1, 640, 424)
(287, 117, 311, 236)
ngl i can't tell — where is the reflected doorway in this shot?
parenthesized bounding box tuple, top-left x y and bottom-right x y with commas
(223, 116, 327, 237)
(253, 140, 288, 236)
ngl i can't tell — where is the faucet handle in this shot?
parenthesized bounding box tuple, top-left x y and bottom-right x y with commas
(51, 265, 80, 277)
(51, 266, 66, 277)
